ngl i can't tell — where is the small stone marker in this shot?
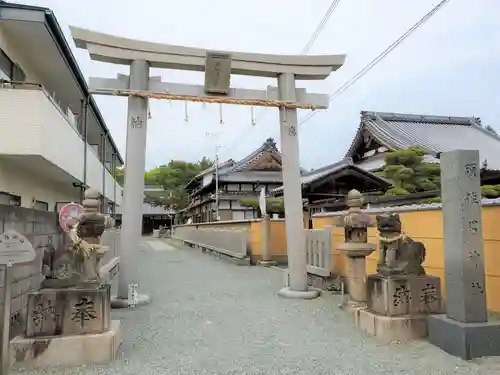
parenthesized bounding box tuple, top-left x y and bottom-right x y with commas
(128, 283, 138, 308)
(428, 150, 500, 360)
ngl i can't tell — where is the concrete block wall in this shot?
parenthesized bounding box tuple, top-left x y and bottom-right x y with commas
(0, 204, 63, 337)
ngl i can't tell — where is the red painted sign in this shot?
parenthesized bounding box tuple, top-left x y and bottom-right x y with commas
(58, 203, 85, 232)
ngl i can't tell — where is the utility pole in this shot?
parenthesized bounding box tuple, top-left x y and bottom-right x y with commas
(214, 142, 220, 221)
(206, 132, 222, 221)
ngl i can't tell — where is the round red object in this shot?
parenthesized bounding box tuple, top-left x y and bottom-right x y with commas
(58, 203, 85, 232)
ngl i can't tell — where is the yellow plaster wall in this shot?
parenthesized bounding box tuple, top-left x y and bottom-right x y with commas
(313, 206, 500, 313)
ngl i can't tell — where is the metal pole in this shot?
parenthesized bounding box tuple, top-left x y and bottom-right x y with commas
(1, 264, 13, 375)
(215, 143, 219, 221)
(79, 98, 85, 135)
(112, 153, 117, 219)
(81, 97, 89, 203)
(101, 134, 107, 213)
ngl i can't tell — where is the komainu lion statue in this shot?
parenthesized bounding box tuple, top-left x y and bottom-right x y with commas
(376, 212, 426, 276)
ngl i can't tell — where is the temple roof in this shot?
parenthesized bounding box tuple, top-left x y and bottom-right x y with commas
(270, 157, 390, 195)
(218, 137, 282, 177)
(347, 111, 500, 171)
(186, 138, 284, 189)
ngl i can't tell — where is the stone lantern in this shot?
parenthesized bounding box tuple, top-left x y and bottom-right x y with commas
(336, 189, 376, 308)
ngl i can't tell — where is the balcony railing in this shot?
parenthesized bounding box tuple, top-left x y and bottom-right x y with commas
(0, 79, 82, 136)
(0, 80, 122, 205)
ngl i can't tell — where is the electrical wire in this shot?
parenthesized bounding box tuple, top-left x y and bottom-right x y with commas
(252, 0, 342, 125)
(220, 0, 342, 159)
(301, 0, 342, 55)
(298, 0, 451, 127)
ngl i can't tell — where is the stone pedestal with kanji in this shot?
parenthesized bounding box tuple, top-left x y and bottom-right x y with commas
(357, 212, 444, 342)
(9, 189, 121, 368)
(10, 287, 121, 367)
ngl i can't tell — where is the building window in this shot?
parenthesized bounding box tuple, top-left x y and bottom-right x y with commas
(0, 192, 21, 206)
(55, 202, 71, 213)
(244, 210, 255, 220)
(12, 63, 25, 81)
(33, 200, 49, 211)
(0, 49, 13, 80)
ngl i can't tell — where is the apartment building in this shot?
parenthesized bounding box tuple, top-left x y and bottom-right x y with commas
(0, 1, 123, 213)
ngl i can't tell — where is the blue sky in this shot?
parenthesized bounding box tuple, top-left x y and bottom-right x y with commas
(12, 0, 500, 170)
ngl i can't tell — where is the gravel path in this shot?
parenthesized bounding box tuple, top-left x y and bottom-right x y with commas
(14, 239, 500, 375)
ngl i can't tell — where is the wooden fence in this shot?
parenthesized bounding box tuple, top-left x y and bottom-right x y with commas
(100, 229, 121, 281)
(305, 226, 332, 277)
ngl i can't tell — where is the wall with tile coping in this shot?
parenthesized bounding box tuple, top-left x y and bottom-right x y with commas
(313, 199, 500, 313)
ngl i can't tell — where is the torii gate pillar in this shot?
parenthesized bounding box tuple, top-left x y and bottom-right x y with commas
(277, 73, 319, 299)
(112, 60, 151, 307)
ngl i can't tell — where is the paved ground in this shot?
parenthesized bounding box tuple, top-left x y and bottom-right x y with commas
(14, 239, 500, 375)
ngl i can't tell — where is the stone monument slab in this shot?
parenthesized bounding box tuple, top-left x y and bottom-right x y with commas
(428, 149, 500, 360)
(26, 285, 111, 337)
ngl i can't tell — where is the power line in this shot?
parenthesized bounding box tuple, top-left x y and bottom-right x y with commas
(299, 0, 451, 127)
(301, 0, 342, 55)
(252, 0, 342, 125)
(220, 0, 342, 159)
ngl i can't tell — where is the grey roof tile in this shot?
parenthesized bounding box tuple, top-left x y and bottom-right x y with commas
(218, 138, 281, 176)
(271, 157, 390, 195)
(347, 111, 500, 171)
(186, 138, 284, 188)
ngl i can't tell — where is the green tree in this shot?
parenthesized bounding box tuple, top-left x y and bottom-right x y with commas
(380, 147, 441, 196)
(115, 167, 124, 186)
(149, 159, 213, 209)
(239, 197, 285, 216)
(115, 158, 213, 209)
(380, 147, 500, 200)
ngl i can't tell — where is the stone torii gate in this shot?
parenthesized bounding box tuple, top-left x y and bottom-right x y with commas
(71, 26, 346, 304)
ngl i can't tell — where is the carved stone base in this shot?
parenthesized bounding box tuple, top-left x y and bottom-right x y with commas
(428, 314, 500, 360)
(26, 285, 111, 338)
(358, 309, 428, 342)
(367, 274, 443, 316)
(11, 320, 122, 368)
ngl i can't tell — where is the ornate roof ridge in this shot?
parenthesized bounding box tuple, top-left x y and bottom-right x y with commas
(361, 111, 480, 126)
(220, 137, 280, 175)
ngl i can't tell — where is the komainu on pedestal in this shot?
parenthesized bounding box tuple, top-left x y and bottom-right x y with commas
(10, 189, 121, 369)
(375, 212, 426, 277)
(357, 212, 444, 342)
